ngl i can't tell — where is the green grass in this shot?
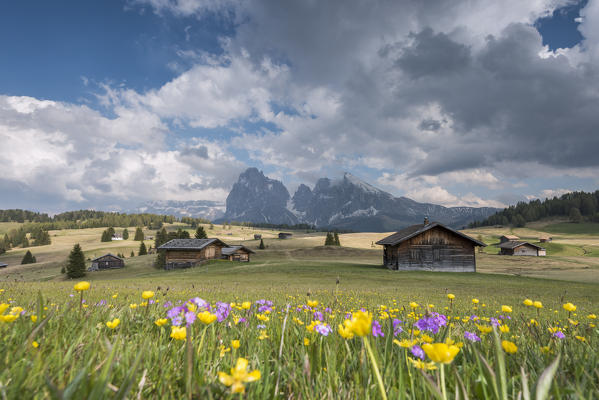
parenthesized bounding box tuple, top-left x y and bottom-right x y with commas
(542, 222, 599, 236)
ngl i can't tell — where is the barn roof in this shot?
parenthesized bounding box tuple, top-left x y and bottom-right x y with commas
(498, 241, 544, 250)
(91, 253, 123, 262)
(158, 238, 228, 250)
(222, 245, 255, 255)
(500, 235, 520, 240)
(375, 222, 487, 247)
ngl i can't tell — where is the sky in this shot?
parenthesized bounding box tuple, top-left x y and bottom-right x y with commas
(1, 0, 598, 213)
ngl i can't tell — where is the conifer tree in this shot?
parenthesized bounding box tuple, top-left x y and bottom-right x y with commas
(21, 236, 29, 248)
(122, 228, 129, 240)
(107, 227, 115, 238)
(66, 244, 86, 278)
(259, 239, 265, 249)
(333, 232, 341, 246)
(209, 223, 214, 230)
(195, 226, 207, 239)
(138, 241, 147, 256)
(134, 227, 144, 241)
(324, 232, 334, 246)
(101, 229, 112, 242)
(130, 251, 135, 257)
(21, 250, 36, 264)
(3, 234, 10, 249)
(155, 227, 168, 248)
(154, 250, 166, 269)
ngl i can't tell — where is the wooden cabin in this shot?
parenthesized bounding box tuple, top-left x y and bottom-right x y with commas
(278, 232, 293, 239)
(89, 254, 124, 271)
(539, 236, 552, 243)
(158, 238, 228, 270)
(376, 220, 486, 272)
(499, 241, 546, 256)
(499, 235, 520, 243)
(254, 234, 262, 240)
(221, 245, 255, 262)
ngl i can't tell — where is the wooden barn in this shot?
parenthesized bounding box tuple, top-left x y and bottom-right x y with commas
(89, 254, 124, 271)
(158, 238, 228, 270)
(278, 232, 293, 239)
(499, 235, 520, 244)
(221, 245, 255, 262)
(539, 236, 552, 243)
(376, 219, 486, 272)
(499, 241, 546, 256)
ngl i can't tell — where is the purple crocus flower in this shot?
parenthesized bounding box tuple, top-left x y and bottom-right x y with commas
(553, 331, 565, 339)
(392, 319, 403, 336)
(237, 317, 247, 324)
(372, 320, 384, 337)
(184, 311, 196, 325)
(414, 312, 447, 334)
(313, 311, 324, 321)
(314, 323, 333, 336)
(324, 307, 332, 313)
(344, 312, 352, 320)
(490, 318, 500, 327)
(464, 331, 481, 342)
(215, 302, 231, 322)
(411, 345, 425, 359)
(163, 301, 173, 308)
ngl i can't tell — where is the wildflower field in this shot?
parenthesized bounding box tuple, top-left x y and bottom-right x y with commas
(1, 275, 598, 399)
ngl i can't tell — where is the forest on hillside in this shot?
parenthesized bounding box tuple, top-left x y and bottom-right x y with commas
(470, 191, 599, 227)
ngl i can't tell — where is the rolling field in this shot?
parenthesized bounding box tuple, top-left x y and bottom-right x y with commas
(0, 222, 598, 398)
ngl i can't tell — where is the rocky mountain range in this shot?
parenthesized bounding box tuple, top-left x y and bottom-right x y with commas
(215, 168, 498, 231)
(131, 200, 225, 220)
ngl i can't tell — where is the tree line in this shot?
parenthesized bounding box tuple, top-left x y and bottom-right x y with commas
(470, 190, 599, 228)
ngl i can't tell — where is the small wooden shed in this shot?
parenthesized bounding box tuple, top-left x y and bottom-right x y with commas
(254, 234, 262, 240)
(278, 232, 293, 239)
(89, 254, 124, 271)
(539, 236, 552, 243)
(221, 245, 255, 262)
(499, 235, 520, 243)
(158, 238, 228, 270)
(376, 220, 486, 272)
(499, 241, 546, 256)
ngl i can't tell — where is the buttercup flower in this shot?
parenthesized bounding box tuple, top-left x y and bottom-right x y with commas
(74, 281, 90, 291)
(218, 358, 261, 394)
(106, 318, 120, 329)
(422, 343, 460, 364)
(142, 291, 155, 299)
(170, 326, 187, 340)
(563, 303, 576, 312)
(501, 340, 518, 354)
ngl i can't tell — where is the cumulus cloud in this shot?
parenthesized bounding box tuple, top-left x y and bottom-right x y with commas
(4, 0, 599, 211)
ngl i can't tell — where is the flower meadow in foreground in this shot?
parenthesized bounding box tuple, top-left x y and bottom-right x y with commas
(0, 283, 597, 399)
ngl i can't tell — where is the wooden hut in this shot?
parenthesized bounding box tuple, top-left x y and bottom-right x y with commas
(158, 238, 228, 270)
(278, 232, 293, 239)
(221, 246, 255, 262)
(376, 220, 486, 272)
(499, 241, 545, 256)
(539, 236, 552, 243)
(254, 234, 262, 240)
(499, 235, 520, 243)
(89, 254, 124, 271)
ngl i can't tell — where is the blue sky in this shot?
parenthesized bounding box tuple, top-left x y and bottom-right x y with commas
(1, 0, 598, 213)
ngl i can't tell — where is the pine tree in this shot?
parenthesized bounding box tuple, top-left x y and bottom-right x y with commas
(333, 232, 341, 246)
(35, 230, 51, 246)
(569, 207, 583, 223)
(209, 223, 214, 230)
(3, 234, 10, 249)
(21, 250, 36, 264)
(259, 239, 265, 249)
(66, 244, 86, 278)
(138, 241, 147, 256)
(107, 227, 115, 238)
(130, 251, 135, 257)
(324, 232, 334, 246)
(154, 250, 166, 269)
(101, 229, 112, 242)
(195, 226, 207, 239)
(134, 227, 144, 241)
(21, 236, 29, 248)
(122, 228, 129, 240)
(177, 229, 190, 239)
(155, 227, 168, 248)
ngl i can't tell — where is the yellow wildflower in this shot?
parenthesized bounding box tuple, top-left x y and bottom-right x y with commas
(129, 304, 138, 309)
(420, 334, 434, 343)
(563, 303, 576, 312)
(197, 311, 217, 325)
(303, 337, 310, 346)
(32, 341, 39, 348)
(231, 340, 240, 349)
(409, 302, 419, 309)
(219, 345, 231, 357)
(499, 325, 510, 333)
(501, 305, 512, 313)
(338, 320, 354, 339)
(218, 358, 261, 394)
(447, 293, 455, 300)
(575, 336, 586, 342)
(422, 343, 460, 364)
(256, 314, 269, 322)
(258, 330, 269, 340)
(241, 301, 251, 309)
(501, 340, 517, 354)
(347, 310, 372, 337)
(141, 291, 155, 299)
(533, 301, 543, 309)
(106, 318, 120, 329)
(30, 315, 37, 323)
(523, 299, 533, 306)
(408, 357, 437, 370)
(170, 326, 186, 340)
(307, 300, 318, 308)
(587, 314, 597, 320)
(154, 318, 168, 327)
(472, 298, 479, 304)
(73, 281, 90, 291)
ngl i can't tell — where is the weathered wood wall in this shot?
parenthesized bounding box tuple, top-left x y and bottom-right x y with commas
(383, 226, 476, 272)
(91, 256, 124, 270)
(165, 245, 223, 264)
(500, 245, 539, 256)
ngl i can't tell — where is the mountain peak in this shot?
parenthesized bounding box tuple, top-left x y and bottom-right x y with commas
(340, 172, 386, 194)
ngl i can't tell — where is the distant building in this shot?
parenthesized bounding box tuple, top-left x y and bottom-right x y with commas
(254, 234, 262, 240)
(539, 236, 552, 243)
(376, 219, 486, 272)
(158, 238, 228, 270)
(499, 235, 520, 243)
(89, 254, 125, 271)
(499, 241, 546, 256)
(222, 245, 255, 262)
(0, 263, 7, 269)
(278, 232, 293, 239)
(111, 234, 123, 241)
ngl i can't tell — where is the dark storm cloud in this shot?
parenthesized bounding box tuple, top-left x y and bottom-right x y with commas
(181, 145, 209, 159)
